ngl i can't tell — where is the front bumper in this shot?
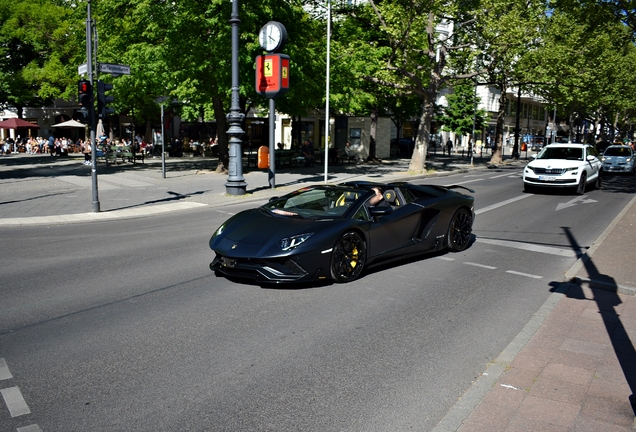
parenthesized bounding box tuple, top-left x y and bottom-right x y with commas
(210, 251, 331, 283)
(603, 163, 633, 173)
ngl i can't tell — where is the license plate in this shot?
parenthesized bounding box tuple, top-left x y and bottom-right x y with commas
(538, 175, 557, 181)
(221, 257, 237, 268)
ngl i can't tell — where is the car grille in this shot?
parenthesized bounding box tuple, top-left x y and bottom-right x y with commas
(533, 168, 566, 175)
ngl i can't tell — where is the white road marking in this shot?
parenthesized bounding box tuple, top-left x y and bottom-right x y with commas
(475, 195, 531, 215)
(489, 172, 516, 178)
(556, 195, 598, 211)
(0, 358, 12, 380)
(506, 270, 543, 279)
(435, 256, 455, 261)
(1, 386, 31, 417)
(18, 425, 43, 432)
(464, 262, 497, 270)
(445, 179, 483, 186)
(476, 238, 577, 257)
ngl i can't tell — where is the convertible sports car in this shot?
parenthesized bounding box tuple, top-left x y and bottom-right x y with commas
(209, 181, 475, 284)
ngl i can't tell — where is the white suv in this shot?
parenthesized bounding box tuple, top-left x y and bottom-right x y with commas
(523, 143, 602, 194)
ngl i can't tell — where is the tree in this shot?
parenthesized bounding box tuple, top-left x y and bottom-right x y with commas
(437, 81, 488, 147)
(0, 0, 83, 116)
(331, 1, 481, 173)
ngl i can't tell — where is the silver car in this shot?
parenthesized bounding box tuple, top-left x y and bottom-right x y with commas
(602, 145, 635, 174)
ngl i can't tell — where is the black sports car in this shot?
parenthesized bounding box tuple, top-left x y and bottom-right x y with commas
(209, 181, 474, 284)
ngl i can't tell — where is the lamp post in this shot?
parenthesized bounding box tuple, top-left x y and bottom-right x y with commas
(225, 0, 247, 195)
(323, 0, 331, 184)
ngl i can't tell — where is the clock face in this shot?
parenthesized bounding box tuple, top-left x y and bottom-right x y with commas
(259, 22, 285, 52)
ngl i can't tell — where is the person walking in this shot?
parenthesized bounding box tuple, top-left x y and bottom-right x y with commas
(446, 139, 453, 155)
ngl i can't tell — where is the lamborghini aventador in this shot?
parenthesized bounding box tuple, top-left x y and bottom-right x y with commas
(209, 181, 474, 284)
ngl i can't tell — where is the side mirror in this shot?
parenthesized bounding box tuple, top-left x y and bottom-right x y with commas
(586, 155, 596, 161)
(369, 206, 393, 217)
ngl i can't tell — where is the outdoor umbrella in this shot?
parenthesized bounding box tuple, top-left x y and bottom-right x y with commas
(51, 119, 86, 128)
(0, 118, 40, 129)
(96, 119, 105, 139)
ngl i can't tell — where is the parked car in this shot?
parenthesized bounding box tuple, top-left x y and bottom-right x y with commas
(390, 138, 415, 157)
(209, 182, 474, 284)
(602, 145, 635, 174)
(523, 143, 602, 194)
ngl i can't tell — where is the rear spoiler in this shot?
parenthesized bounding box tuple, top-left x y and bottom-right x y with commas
(444, 185, 475, 194)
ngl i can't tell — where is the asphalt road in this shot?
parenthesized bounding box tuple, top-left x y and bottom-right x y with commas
(1, 166, 634, 431)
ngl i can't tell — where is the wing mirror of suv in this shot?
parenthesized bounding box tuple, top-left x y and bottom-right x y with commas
(586, 155, 596, 161)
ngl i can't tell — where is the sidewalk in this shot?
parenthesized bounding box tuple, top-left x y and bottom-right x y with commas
(2, 151, 635, 431)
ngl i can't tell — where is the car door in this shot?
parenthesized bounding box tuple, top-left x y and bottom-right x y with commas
(366, 188, 423, 260)
(586, 146, 602, 180)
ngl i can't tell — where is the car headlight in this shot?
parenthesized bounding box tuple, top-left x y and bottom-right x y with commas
(212, 223, 226, 239)
(526, 165, 536, 173)
(279, 233, 313, 251)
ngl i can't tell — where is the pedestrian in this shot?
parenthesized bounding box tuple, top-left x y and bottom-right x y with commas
(446, 139, 453, 155)
(301, 140, 315, 166)
(48, 135, 55, 156)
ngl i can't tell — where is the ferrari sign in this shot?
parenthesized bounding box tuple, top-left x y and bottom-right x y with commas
(255, 54, 290, 98)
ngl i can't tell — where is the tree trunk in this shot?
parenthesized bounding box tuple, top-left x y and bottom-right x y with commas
(409, 95, 433, 173)
(213, 96, 229, 173)
(369, 106, 377, 160)
(489, 81, 507, 165)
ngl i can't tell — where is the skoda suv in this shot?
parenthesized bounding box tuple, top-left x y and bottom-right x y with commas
(523, 143, 602, 194)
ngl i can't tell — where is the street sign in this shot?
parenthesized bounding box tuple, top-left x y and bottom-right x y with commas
(99, 63, 131, 75)
(78, 63, 88, 76)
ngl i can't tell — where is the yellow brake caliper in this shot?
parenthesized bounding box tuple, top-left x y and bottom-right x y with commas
(350, 247, 358, 268)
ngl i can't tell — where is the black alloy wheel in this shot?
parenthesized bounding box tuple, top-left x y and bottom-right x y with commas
(447, 208, 472, 252)
(576, 172, 587, 195)
(330, 231, 366, 283)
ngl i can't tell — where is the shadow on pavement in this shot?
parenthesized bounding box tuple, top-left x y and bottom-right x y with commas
(557, 226, 636, 416)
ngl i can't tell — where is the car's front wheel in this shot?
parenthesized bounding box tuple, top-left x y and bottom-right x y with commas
(447, 208, 473, 252)
(330, 231, 366, 283)
(576, 172, 587, 195)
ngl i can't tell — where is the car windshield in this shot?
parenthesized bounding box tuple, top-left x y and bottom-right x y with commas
(262, 186, 368, 218)
(604, 147, 632, 157)
(537, 147, 583, 161)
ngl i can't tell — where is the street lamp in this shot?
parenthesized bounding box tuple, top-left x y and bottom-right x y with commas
(323, 0, 331, 184)
(225, 0, 247, 195)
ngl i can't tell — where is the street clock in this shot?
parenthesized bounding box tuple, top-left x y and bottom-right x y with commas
(258, 21, 287, 52)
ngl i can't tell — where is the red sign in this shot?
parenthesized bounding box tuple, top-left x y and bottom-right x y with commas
(255, 54, 290, 98)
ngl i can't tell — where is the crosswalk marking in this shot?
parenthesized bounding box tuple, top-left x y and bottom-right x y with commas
(0, 358, 12, 380)
(1, 386, 31, 417)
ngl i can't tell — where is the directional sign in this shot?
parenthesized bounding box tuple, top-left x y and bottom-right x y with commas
(99, 63, 131, 75)
(78, 63, 88, 76)
(556, 195, 598, 211)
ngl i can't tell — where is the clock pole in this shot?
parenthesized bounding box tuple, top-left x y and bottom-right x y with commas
(225, 0, 247, 195)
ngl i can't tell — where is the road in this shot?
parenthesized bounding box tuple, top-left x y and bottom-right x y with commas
(1, 166, 634, 431)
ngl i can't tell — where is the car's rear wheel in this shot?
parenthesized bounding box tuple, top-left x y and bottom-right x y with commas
(447, 208, 472, 252)
(330, 231, 366, 283)
(576, 172, 587, 195)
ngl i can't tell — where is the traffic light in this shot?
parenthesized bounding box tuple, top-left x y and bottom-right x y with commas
(97, 80, 115, 119)
(78, 79, 92, 107)
(77, 80, 93, 124)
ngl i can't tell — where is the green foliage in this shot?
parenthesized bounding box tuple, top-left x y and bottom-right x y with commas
(0, 0, 83, 111)
(437, 81, 488, 136)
